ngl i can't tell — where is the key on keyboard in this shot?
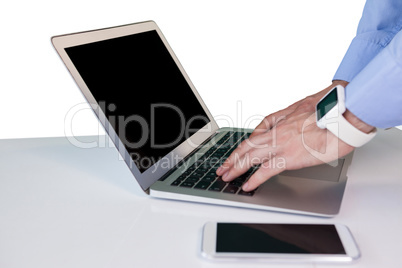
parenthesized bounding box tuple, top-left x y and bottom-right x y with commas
(171, 131, 256, 196)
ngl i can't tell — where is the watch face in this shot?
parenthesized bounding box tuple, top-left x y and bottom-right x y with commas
(317, 88, 338, 121)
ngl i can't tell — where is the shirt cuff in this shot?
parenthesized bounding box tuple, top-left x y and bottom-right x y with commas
(333, 37, 384, 82)
(345, 36, 402, 128)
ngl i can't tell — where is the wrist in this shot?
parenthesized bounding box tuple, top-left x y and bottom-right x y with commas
(332, 80, 349, 88)
(343, 110, 376, 134)
(331, 81, 374, 134)
(316, 85, 377, 147)
(311, 81, 350, 102)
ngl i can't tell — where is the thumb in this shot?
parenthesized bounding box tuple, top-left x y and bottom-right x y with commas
(243, 162, 285, 191)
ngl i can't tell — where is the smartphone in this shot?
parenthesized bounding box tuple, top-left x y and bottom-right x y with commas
(202, 222, 360, 263)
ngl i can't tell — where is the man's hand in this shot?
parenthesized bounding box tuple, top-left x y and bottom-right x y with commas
(216, 81, 373, 192)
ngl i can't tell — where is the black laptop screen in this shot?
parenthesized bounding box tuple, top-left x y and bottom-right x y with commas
(65, 30, 210, 173)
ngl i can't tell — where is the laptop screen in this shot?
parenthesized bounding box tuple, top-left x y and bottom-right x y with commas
(65, 30, 210, 173)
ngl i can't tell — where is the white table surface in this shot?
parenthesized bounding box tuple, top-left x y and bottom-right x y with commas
(1, 128, 401, 268)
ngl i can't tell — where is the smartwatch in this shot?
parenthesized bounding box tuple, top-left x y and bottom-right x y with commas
(316, 85, 376, 147)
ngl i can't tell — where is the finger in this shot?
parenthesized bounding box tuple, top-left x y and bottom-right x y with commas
(221, 147, 276, 182)
(220, 153, 254, 182)
(216, 144, 250, 176)
(217, 134, 271, 176)
(242, 159, 286, 192)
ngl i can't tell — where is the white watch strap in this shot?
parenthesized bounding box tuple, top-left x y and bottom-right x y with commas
(326, 115, 377, 147)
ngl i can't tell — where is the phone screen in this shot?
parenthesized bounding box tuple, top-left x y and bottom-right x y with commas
(216, 223, 346, 254)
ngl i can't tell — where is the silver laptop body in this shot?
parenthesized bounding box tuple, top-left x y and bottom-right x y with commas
(52, 21, 352, 217)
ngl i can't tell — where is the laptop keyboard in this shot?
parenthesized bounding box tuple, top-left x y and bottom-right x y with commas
(171, 131, 257, 196)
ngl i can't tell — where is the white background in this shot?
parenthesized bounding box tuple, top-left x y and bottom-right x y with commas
(0, 0, 367, 139)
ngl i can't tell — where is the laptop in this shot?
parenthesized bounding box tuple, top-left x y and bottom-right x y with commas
(52, 21, 352, 217)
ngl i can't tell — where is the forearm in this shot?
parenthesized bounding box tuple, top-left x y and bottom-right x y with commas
(343, 110, 375, 134)
(333, 0, 402, 129)
(333, 0, 402, 82)
(344, 29, 402, 129)
(318, 81, 375, 135)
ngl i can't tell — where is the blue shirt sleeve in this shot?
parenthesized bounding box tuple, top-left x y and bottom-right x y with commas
(333, 0, 402, 128)
(345, 30, 402, 128)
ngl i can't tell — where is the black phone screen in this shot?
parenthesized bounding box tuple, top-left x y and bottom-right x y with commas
(216, 223, 346, 254)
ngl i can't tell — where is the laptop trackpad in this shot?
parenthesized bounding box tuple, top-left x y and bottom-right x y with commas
(279, 159, 345, 182)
